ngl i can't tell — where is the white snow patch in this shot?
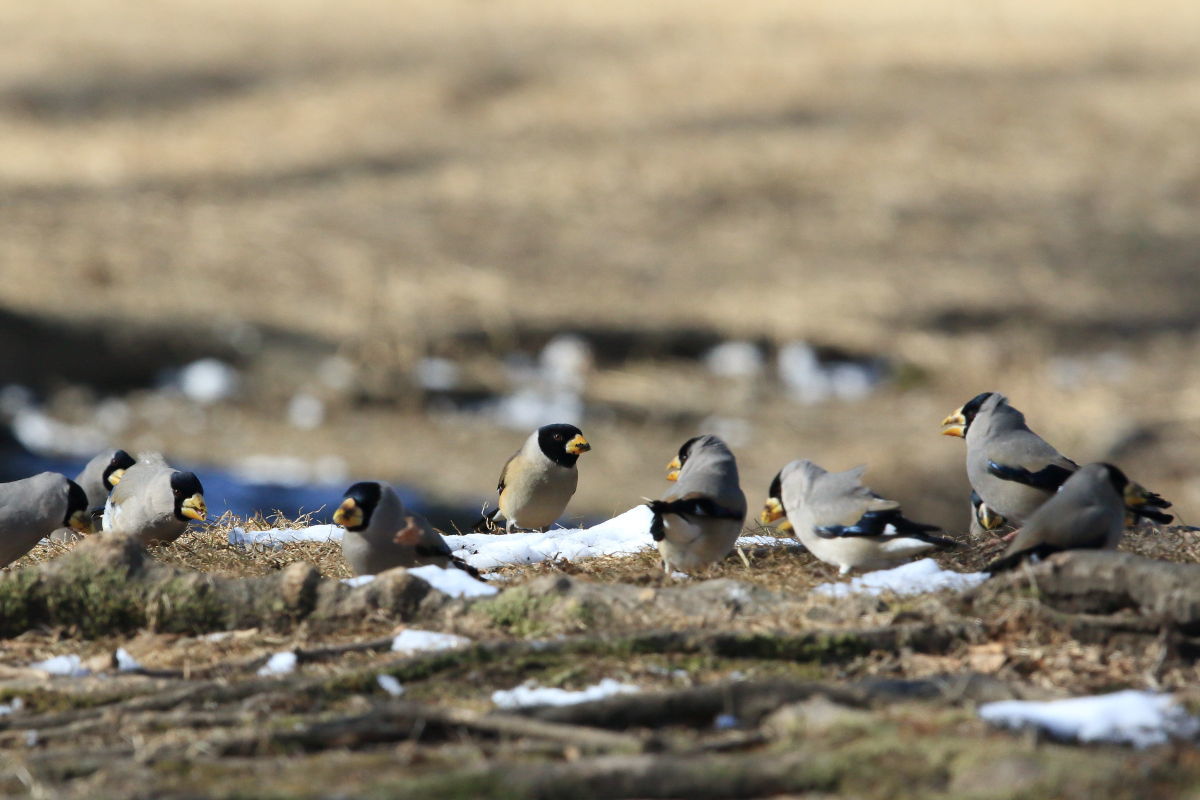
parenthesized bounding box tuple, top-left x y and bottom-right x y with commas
(229, 455, 347, 487)
(11, 408, 108, 458)
(777, 342, 883, 405)
(539, 335, 593, 391)
(979, 691, 1200, 748)
(391, 629, 471, 655)
(175, 358, 240, 404)
(705, 341, 764, 379)
(813, 558, 987, 598)
(492, 386, 584, 431)
(376, 674, 405, 697)
(443, 505, 655, 570)
(231, 524, 343, 547)
(341, 575, 376, 588)
(408, 565, 498, 598)
(115, 648, 141, 672)
(31, 655, 90, 677)
(492, 679, 640, 710)
(415, 357, 461, 391)
(0, 698, 23, 716)
(287, 393, 326, 430)
(257, 651, 298, 677)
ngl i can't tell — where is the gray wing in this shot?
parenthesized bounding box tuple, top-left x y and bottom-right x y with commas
(806, 466, 899, 527)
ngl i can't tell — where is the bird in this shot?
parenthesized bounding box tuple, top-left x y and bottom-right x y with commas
(74, 449, 136, 522)
(760, 459, 956, 575)
(986, 462, 1160, 573)
(942, 392, 1172, 530)
(0, 472, 92, 567)
(474, 423, 591, 533)
(102, 453, 206, 546)
(645, 434, 747, 574)
(333, 481, 479, 577)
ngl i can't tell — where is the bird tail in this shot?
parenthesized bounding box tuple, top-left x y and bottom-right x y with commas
(450, 555, 483, 579)
(645, 500, 667, 542)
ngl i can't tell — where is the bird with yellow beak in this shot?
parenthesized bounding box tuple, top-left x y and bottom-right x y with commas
(474, 423, 591, 533)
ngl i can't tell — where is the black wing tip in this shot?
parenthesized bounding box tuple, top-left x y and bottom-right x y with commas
(451, 555, 483, 579)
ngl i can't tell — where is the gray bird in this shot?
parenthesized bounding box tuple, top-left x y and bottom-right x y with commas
(0, 472, 91, 567)
(761, 460, 955, 575)
(334, 481, 479, 577)
(102, 453, 206, 546)
(942, 392, 1172, 530)
(986, 462, 1158, 573)
(74, 449, 136, 521)
(646, 435, 747, 574)
(474, 423, 591, 533)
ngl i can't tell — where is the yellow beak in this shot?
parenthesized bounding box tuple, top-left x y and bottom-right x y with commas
(941, 408, 967, 438)
(977, 503, 1005, 531)
(108, 468, 127, 487)
(68, 510, 94, 535)
(565, 434, 591, 455)
(666, 457, 681, 482)
(333, 498, 363, 529)
(759, 497, 785, 525)
(180, 493, 207, 522)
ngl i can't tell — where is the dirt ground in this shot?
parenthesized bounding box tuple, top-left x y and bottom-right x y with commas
(3, 0, 1200, 795)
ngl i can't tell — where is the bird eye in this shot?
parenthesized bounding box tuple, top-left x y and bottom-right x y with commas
(555, 434, 564, 440)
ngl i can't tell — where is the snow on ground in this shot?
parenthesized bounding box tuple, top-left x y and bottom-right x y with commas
(340, 575, 375, 588)
(813, 558, 987, 598)
(30, 655, 89, 677)
(257, 651, 298, 677)
(979, 691, 1200, 748)
(492, 678, 641, 710)
(407, 565, 498, 598)
(115, 648, 141, 672)
(443, 505, 655, 570)
(230, 524, 342, 547)
(391, 629, 472, 655)
(376, 674, 405, 697)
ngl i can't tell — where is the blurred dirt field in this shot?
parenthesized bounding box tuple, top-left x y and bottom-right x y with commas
(2, 0, 1199, 529)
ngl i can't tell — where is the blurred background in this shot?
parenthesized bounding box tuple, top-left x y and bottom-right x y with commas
(1, 0, 1197, 532)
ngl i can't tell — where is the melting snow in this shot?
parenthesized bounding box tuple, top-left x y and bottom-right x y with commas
(407, 565, 498, 598)
(30, 655, 90, 677)
(257, 651, 298, 677)
(376, 674, 405, 697)
(443, 505, 655, 570)
(115, 648, 141, 672)
(341, 575, 375, 588)
(173, 358, 239, 405)
(979, 691, 1200, 748)
(391, 629, 471, 655)
(812, 558, 987, 598)
(230, 524, 343, 547)
(492, 678, 640, 710)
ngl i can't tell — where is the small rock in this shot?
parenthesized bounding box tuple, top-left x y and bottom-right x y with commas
(763, 695, 874, 739)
